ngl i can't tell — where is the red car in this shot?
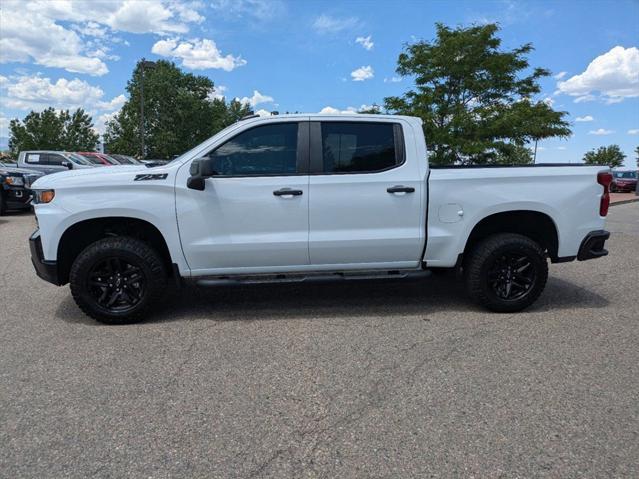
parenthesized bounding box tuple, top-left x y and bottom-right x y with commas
(77, 152, 119, 166)
(611, 170, 638, 192)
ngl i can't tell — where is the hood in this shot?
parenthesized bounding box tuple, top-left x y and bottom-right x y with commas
(31, 164, 155, 189)
(0, 166, 44, 176)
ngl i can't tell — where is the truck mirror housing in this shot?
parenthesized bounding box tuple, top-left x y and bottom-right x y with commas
(62, 161, 73, 170)
(187, 157, 216, 191)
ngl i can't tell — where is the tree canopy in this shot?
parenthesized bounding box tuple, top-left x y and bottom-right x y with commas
(582, 145, 626, 168)
(103, 60, 252, 159)
(384, 23, 571, 165)
(9, 108, 98, 155)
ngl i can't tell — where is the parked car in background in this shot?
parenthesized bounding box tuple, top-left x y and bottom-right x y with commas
(0, 163, 43, 215)
(108, 154, 142, 165)
(611, 170, 637, 192)
(140, 158, 170, 167)
(17, 151, 94, 175)
(76, 152, 119, 166)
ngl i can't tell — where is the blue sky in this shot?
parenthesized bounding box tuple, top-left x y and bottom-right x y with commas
(1, 0, 638, 166)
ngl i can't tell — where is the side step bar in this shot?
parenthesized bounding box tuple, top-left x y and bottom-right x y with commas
(195, 270, 432, 287)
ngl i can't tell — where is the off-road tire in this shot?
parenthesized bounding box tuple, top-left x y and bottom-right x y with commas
(0, 193, 6, 216)
(464, 233, 548, 313)
(70, 237, 167, 324)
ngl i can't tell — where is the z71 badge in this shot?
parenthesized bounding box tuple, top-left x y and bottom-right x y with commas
(134, 173, 168, 181)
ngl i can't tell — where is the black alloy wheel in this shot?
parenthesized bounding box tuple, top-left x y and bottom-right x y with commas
(487, 253, 537, 301)
(465, 233, 548, 312)
(87, 257, 146, 313)
(70, 237, 166, 324)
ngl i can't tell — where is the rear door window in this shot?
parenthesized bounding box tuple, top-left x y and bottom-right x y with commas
(319, 122, 404, 174)
(26, 153, 41, 164)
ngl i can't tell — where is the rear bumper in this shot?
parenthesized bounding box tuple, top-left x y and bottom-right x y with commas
(577, 230, 610, 261)
(29, 229, 61, 285)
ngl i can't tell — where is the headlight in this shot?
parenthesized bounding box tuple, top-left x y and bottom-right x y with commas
(4, 176, 24, 186)
(33, 189, 55, 204)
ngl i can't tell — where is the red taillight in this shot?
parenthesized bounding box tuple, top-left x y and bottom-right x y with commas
(597, 171, 612, 217)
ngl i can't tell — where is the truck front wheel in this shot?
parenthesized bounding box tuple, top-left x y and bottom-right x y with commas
(464, 233, 548, 312)
(69, 237, 167, 324)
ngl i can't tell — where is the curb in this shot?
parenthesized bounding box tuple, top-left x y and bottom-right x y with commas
(611, 197, 639, 207)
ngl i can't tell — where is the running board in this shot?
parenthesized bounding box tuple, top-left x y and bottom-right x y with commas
(195, 269, 431, 287)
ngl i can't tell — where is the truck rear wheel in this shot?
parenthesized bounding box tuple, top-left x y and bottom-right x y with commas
(69, 237, 167, 324)
(464, 233, 548, 312)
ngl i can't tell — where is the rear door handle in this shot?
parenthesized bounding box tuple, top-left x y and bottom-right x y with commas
(273, 188, 303, 196)
(387, 185, 415, 194)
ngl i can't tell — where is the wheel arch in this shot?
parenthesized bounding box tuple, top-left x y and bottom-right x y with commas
(56, 216, 174, 285)
(462, 210, 560, 263)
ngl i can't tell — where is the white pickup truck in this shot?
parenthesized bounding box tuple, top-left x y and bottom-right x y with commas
(29, 114, 612, 324)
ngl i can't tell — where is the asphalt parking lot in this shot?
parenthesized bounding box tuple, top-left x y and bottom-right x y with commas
(1, 204, 638, 478)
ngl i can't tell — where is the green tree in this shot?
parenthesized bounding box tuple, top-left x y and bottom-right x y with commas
(635, 145, 639, 168)
(103, 60, 251, 159)
(9, 107, 98, 155)
(61, 108, 100, 151)
(583, 145, 626, 168)
(384, 23, 571, 165)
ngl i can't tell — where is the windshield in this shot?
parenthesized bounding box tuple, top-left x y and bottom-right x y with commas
(80, 154, 105, 165)
(64, 152, 92, 165)
(614, 171, 637, 179)
(112, 154, 137, 164)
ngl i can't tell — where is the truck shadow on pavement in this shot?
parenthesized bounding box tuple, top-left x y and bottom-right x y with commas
(56, 274, 610, 326)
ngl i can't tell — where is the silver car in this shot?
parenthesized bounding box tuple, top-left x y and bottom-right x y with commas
(17, 150, 95, 175)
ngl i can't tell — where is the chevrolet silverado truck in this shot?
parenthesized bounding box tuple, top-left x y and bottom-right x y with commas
(29, 114, 612, 324)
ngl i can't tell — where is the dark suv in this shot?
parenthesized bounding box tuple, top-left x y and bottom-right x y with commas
(0, 161, 43, 215)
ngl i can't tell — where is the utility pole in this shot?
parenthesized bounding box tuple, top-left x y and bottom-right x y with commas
(139, 59, 156, 159)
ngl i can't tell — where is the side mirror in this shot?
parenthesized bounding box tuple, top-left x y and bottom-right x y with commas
(187, 157, 217, 191)
(62, 161, 73, 170)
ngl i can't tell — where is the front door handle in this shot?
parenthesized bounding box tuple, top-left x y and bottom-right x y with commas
(387, 185, 415, 194)
(273, 188, 303, 197)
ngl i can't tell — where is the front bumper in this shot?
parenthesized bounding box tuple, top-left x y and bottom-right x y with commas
(577, 230, 610, 261)
(2, 186, 32, 209)
(29, 229, 61, 285)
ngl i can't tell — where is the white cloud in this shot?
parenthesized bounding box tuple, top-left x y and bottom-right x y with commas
(19, 0, 205, 34)
(574, 94, 596, 103)
(72, 21, 108, 38)
(97, 94, 126, 111)
(575, 115, 594, 122)
(553, 71, 567, 80)
(355, 35, 374, 51)
(351, 65, 374, 81)
(557, 146, 567, 150)
(0, 0, 207, 75)
(254, 109, 271, 117)
(312, 14, 360, 34)
(0, 7, 108, 76)
(94, 110, 119, 134)
(208, 85, 227, 101)
(318, 104, 374, 114)
(151, 38, 246, 71)
(542, 96, 554, 107)
(238, 90, 274, 107)
(384, 76, 402, 83)
(628, 129, 639, 135)
(556, 46, 639, 103)
(1, 75, 124, 114)
(588, 128, 614, 136)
